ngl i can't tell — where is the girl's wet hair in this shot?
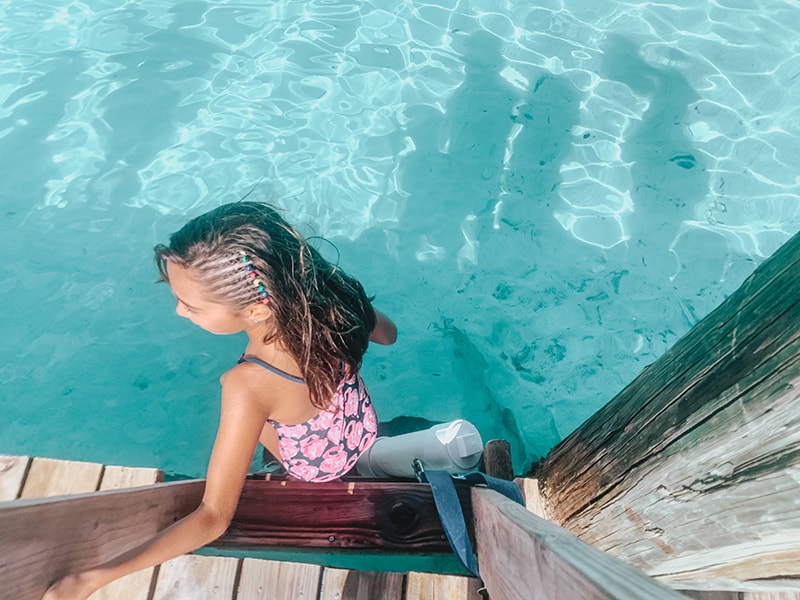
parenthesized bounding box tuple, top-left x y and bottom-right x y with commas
(154, 202, 376, 409)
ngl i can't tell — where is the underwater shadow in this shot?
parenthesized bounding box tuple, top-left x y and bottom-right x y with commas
(375, 30, 585, 469)
(0, 52, 90, 212)
(91, 1, 225, 204)
(600, 34, 708, 270)
(398, 30, 519, 266)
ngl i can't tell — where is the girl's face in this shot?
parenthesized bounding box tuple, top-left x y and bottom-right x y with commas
(166, 262, 249, 335)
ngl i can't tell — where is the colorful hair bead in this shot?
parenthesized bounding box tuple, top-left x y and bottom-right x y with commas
(239, 251, 270, 304)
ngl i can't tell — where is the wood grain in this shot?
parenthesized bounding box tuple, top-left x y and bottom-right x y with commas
(320, 567, 404, 600)
(472, 487, 686, 600)
(216, 478, 469, 552)
(151, 554, 238, 599)
(89, 465, 165, 600)
(99, 465, 163, 490)
(20, 457, 103, 498)
(405, 572, 482, 600)
(0, 454, 29, 501)
(535, 229, 800, 588)
(0, 480, 204, 600)
(237, 558, 321, 600)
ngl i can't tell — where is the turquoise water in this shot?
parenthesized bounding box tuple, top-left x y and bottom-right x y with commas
(1, 0, 799, 480)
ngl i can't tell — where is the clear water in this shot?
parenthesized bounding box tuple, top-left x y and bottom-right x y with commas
(1, 0, 799, 480)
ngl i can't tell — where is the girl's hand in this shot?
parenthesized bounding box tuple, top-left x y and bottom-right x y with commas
(42, 573, 95, 600)
(370, 309, 397, 345)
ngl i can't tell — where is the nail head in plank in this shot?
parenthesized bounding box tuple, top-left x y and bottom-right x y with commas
(151, 554, 238, 599)
(237, 558, 321, 600)
(20, 457, 103, 498)
(0, 455, 30, 501)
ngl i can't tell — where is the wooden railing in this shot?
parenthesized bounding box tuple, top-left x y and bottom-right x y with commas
(1, 456, 686, 600)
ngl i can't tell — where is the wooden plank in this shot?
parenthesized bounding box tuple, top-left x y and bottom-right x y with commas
(319, 568, 404, 600)
(0, 454, 30, 501)
(677, 592, 740, 600)
(99, 465, 163, 490)
(534, 229, 800, 587)
(480, 439, 515, 480)
(404, 572, 482, 600)
(517, 477, 546, 518)
(90, 465, 165, 600)
(215, 478, 470, 552)
(471, 487, 686, 600)
(20, 457, 103, 497)
(88, 570, 154, 600)
(151, 554, 238, 599)
(0, 480, 204, 600)
(237, 558, 321, 600)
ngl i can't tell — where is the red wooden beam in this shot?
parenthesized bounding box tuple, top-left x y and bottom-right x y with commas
(214, 478, 471, 553)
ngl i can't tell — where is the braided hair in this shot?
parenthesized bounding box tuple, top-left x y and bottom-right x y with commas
(154, 202, 376, 409)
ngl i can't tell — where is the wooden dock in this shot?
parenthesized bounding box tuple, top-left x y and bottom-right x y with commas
(5, 229, 800, 600)
(0, 454, 482, 600)
(2, 452, 694, 600)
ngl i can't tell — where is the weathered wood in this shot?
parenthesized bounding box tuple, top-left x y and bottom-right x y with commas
(89, 465, 165, 600)
(536, 229, 800, 588)
(151, 554, 238, 599)
(0, 480, 204, 600)
(0, 456, 500, 600)
(237, 558, 321, 600)
(743, 593, 800, 600)
(404, 572, 483, 600)
(99, 465, 163, 490)
(480, 439, 515, 480)
(216, 478, 469, 552)
(471, 487, 686, 600)
(88, 570, 153, 600)
(20, 457, 103, 497)
(320, 567, 404, 600)
(677, 592, 740, 600)
(517, 477, 546, 518)
(0, 454, 29, 501)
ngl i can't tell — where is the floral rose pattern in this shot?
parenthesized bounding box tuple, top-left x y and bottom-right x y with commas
(269, 371, 378, 482)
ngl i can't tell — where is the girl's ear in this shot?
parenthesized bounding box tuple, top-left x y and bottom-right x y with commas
(246, 302, 273, 323)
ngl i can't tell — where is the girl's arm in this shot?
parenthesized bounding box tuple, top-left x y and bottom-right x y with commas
(43, 374, 267, 600)
(370, 308, 397, 345)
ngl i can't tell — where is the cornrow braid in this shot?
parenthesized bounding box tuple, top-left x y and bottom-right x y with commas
(154, 202, 376, 409)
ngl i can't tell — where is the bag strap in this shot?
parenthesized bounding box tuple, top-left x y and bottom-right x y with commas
(419, 466, 525, 580)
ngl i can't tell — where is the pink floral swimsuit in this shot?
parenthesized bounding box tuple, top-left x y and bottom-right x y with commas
(238, 355, 378, 482)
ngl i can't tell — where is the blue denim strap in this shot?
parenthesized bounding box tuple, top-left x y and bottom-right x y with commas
(422, 470, 525, 579)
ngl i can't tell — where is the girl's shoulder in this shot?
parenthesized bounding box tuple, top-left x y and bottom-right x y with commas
(219, 363, 279, 410)
(220, 359, 308, 417)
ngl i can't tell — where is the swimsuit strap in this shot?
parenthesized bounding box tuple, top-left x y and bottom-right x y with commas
(238, 355, 306, 385)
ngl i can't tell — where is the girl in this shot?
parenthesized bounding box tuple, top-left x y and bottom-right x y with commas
(44, 202, 397, 600)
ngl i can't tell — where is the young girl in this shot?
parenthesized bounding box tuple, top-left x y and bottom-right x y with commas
(44, 201, 397, 600)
